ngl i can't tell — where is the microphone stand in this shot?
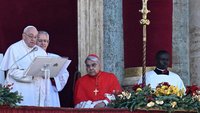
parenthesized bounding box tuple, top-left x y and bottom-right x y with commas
(9, 47, 38, 70)
(42, 63, 50, 106)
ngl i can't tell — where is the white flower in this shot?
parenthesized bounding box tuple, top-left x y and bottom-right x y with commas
(155, 100, 164, 105)
(117, 94, 123, 99)
(196, 90, 200, 95)
(171, 101, 177, 108)
(147, 101, 155, 107)
(121, 91, 131, 99)
(104, 93, 116, 101)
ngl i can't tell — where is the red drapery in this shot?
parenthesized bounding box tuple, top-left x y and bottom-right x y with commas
(123, 0, 172, 68)
(0, 106, 196, 113)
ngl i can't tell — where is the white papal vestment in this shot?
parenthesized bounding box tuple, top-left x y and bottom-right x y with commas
(44, 53, 70, 107)
(0, 40, 47, 106)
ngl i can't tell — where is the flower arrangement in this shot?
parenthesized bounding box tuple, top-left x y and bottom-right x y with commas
(108, 82, 200, 113)
(0, 84, 23, 107)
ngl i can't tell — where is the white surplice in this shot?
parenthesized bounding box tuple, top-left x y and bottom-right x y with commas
(0, 40, 47, 106)
(43, 53, 70, 107)
(138, 70, 186, 91)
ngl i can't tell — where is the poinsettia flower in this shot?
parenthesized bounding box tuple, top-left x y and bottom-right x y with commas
(157, 82, 170, 88)
(186, 85, 199, 96)
(109, 82, 200, 112)
(3, 83, 14, 90)
(162, 82, 170, 87)
(132, 83, 145, 91)
(0, 83, 23, 106)
(146, 95, 154, 102)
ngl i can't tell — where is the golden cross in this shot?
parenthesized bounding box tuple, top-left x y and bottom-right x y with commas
(93, 88, 99, 96)
(139, 0, 150, 25)
(139, 0, 151, 85)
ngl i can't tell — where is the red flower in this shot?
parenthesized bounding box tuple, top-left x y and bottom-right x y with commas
(132, 83, 145, 91)
(162, 82, 170, 87)
(3, 83, 14, 90)
(146, 95, 154, 102)
(159, 82, 170, 86)
(186, 85, 200, 96)
(156, 82, 170, 89)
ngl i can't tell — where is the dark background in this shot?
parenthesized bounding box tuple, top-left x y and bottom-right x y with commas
(123, 0, 172, 68)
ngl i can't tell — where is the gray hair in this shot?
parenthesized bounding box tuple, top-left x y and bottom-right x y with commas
(23, 25, 37, 33)
(38, 31, 49, 39)
(85, 56, 100, 64)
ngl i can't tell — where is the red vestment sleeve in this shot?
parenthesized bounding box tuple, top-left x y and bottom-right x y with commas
(109, 74, 122, 93)
(74, 78, 82, 105)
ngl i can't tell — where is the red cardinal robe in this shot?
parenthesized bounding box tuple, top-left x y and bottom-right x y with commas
(74, 71, 122, 105)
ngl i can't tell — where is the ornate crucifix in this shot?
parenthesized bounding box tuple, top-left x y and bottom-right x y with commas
(139, 0, 150, 85)
(93, 88, 99, 96)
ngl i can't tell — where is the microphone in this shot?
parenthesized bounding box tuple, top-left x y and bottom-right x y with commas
(29, 47, 38, 53)
(9, 47, 38, 69)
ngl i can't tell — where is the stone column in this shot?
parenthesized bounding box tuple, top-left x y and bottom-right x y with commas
(78, 0, 124, 83)
(103, 0, 124, 83)
(189, 0, 200, 86)
(172, 0, 190, 85)
(78, 0, 104, 75)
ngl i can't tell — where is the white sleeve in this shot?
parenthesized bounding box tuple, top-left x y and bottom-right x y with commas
(53, 60, 71, 91)
(104, 93, 116, 101)
(75, 100, 109, 108)
(92, 100, 109, 106)
(178, 78, 186, 92)
(54, 69, 69, 91)
(75, 100, 95, 108)
(8, 69, 33, 83)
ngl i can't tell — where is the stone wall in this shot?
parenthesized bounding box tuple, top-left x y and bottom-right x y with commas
(172, 0, 190, 85)
(103, 0, 124, 83)
(78, 0, 104, 75)
(78, 0, 124, 83)
(189, 0, 200, 86)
